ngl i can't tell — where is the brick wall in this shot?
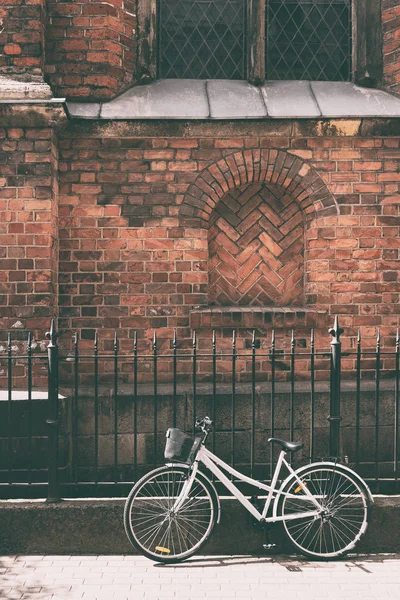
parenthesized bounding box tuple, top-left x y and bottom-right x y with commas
(0, 125, 59, 338)
(45, 1, 136, 100)
(383, 0, 400, 95)
(0, 0, 45, 77)
(57, 126, 400, 354)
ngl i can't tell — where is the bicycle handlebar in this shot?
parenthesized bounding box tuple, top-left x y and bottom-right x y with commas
(195, 416, 213, 432)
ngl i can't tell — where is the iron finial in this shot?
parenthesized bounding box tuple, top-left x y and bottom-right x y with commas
(329, 316, 344, 343)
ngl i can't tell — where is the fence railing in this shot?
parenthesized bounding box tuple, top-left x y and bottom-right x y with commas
(0, 317, 399, 499)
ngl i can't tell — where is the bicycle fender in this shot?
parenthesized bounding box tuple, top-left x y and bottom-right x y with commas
(165, 462, 221, 524)
(275, 460, 373, 519)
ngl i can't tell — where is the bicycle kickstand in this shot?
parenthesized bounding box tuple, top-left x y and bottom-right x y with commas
(262, 526, 277, 551)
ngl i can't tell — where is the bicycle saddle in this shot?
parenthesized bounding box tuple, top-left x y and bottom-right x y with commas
(268, 438, 303, 453)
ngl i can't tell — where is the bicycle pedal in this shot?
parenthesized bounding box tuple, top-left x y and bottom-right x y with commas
(262, 543, 277, 551)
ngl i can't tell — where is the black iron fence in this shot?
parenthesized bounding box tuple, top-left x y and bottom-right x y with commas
(0, 317, 399, 499)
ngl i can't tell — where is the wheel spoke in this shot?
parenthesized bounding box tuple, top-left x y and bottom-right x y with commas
(282, 466, 368, 558)
(124, 467, 214, 562)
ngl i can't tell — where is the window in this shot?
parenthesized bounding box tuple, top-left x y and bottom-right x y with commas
(137, 0, 382, 86)
(158, 0, 247, 79)
(265, 0, 352, 81)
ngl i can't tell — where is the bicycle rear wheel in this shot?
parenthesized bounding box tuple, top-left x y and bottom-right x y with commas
(281, 465, 370, 559)
(124, 466, 217, 563)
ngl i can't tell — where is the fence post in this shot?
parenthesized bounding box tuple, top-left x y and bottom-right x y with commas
(329, 316, 343, 458)
(46, 319, 60, 502)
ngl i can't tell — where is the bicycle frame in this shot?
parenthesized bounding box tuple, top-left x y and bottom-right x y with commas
(173, 445, 322, 523)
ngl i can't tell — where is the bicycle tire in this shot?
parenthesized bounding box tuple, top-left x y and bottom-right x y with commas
(124, 465, 218, 563)
(280, 464, 371, 559)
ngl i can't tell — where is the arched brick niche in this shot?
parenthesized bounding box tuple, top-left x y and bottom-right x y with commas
(180, 149, 338, 226)
(209, 182, 304, 307)
(181, 150, 336, 332)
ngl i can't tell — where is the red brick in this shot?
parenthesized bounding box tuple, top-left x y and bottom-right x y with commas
(168, 162, 198, 171)
(215, 139, 244, 148)
(4, 44, 22, 55)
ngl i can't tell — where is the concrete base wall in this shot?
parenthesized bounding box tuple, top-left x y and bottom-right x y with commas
(1, 497, 399, 556)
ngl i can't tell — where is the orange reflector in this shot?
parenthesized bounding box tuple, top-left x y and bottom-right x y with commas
(155, 546, 171, 554)
(294, 482, 307, 494)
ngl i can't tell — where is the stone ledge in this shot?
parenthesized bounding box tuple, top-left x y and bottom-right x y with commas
(0, 496, 398, 554)
(0, 75, 54, 100)
(67, 80, 400, 120)
(0, 102, 67, 127)
(190, 307, 328, 331)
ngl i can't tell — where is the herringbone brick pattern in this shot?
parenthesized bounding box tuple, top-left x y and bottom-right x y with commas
(209, 183, 304, 306)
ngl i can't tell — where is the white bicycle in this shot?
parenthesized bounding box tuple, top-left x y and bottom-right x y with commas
(124, 417, 373, 563)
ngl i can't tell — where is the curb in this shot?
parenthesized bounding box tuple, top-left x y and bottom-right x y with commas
(1, 496, 400, 555)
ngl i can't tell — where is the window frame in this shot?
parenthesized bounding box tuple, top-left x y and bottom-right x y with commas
(137, 0, 382, 87)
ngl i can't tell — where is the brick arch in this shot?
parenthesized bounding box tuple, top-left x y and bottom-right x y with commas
(179, 149, 338, 225)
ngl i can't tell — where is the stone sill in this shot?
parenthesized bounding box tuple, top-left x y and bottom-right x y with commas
(190, 306, 327, 330)
(67, 80, 400, 120)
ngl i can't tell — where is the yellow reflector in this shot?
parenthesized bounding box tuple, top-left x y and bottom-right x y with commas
(155, 546, 171, 554)
(294, 482, 307, 494)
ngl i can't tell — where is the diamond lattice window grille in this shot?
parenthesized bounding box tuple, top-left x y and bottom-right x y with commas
(266, 0, 352, 81)
(158, 0, 247, 79)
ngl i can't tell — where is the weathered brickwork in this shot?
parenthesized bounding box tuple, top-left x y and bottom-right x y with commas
(53, 128, 400, 353)
(0, 2, 399, 372)
(45, 1, 136, 100)
(383, 0, 400, 95)
(0, 125, 59, 337)
(0, 0, 45, 75)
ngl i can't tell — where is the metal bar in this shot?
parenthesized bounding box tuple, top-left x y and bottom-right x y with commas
(7, 333, 12, 484)
(133, 332, 138, 482)
(46, 320, 60, 502)
(355, 328, 361, 468)
(212, 330, 217, 456)
(395, 329, 399, 485)
(173, 330, 177, 427)
(270, 330, 275, 480)
(310, 329, 315, 462)
(94, 332, 99, 486)
(290, 330, 295, 444)
(193, 331, 197, 434)
(114, 332, 119, 484)
(328, 317, 343, 458)
(251, 330, 256, 477)
(153, 332, 158, 468)
(375, 329, 380, 486)
(231, 330, 236, 472)
(73, 332, 79, 487)
(27, 333, 32, 484)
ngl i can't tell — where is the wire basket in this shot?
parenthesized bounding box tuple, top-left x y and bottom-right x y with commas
(164, 428, 202, 465)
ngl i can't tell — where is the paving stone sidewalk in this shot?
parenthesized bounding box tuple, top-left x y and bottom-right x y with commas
(0, 554, 399, 600)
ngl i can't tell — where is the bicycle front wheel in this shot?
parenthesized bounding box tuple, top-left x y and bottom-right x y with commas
(124, 466, 217, 563)
(281, 465, 370, 559)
